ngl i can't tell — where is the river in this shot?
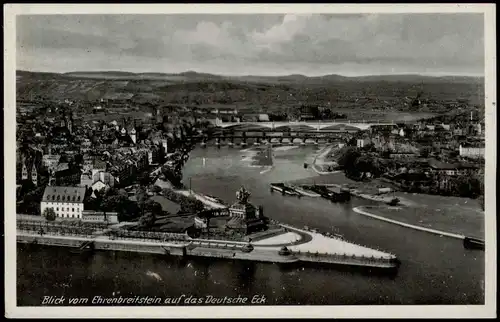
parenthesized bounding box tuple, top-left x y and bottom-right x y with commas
(17, 146, 484, 305)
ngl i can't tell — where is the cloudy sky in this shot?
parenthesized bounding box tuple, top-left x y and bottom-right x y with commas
(16, 13, 484, 76)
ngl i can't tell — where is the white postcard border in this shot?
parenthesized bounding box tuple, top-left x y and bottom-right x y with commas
(4, 3, 497, 319)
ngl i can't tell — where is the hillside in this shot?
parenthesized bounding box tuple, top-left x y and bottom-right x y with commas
(16, 70, 485, 113)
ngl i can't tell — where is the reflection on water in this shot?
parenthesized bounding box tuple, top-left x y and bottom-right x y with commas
(17, 147, 484, 305)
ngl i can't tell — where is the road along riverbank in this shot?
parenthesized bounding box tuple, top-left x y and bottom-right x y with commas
(311, 145, 340, 175)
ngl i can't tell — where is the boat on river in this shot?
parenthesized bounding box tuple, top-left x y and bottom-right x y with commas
(270, 183, 301, 197)
(307, 185, 350, 202)
(463, 236, 485, 250)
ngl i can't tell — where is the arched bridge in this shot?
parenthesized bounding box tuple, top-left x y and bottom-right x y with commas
(215, 121, 397, 131)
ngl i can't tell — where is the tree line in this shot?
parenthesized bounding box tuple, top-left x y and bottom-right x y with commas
(334, 146, 484, 199)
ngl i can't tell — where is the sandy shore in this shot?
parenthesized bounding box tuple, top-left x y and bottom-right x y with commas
(311, 145, 340, 175)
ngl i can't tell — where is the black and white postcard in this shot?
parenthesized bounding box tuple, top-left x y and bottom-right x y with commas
(4, 4, 496, 319)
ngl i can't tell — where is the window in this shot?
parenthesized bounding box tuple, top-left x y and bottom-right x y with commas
(56, 207, 59, 211)
(72, 208, 74, 212)
(67, 208, 69, 211)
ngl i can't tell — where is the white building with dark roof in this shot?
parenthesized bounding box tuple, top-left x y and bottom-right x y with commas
(41, 186, 86, 219)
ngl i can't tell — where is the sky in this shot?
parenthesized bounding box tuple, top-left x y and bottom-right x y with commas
(16, 13, 485, 77)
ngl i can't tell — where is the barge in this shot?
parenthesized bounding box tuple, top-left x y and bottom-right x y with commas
(306, 185, 351, 202)
(270, 183, 301, 197)
(463, 236, 485, 250)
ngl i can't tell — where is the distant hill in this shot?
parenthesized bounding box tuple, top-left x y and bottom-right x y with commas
(18, 70, 483, 84)
(65, 71, 137, 77)
(15, 70, 484, 111)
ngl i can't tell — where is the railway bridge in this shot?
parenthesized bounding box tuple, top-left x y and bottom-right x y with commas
(200, 120, 402, 147)
(206, 130, 353, 146)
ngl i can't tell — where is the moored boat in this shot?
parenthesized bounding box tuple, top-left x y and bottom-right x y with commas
(463, 236, 485, 250)
(270, 183, 300, 197)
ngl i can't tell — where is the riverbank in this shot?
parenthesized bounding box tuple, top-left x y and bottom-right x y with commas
(175, 190, 226, 209)
(16, 146, 485, 306)
(311, 145, 340, 175)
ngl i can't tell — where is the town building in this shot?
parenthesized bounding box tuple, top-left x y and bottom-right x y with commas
(81, 210, 119, 224)
(459, 145, 485, 159)
(42, 154, 61, 171)
(427, 159, 479, 176)
(356, 138, 370, 148)
(40, 186, 86, 219)
(210, 107, 238, 115)
(53, 163, 81, 186)
(79, 172, 93, 189)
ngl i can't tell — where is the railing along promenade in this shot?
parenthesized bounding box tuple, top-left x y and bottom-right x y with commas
(291, 250, 398, 267)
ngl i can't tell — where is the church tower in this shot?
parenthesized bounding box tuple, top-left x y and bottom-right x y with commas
(130, 127, 137, 145)
(156, 108, 162, 124)
(31, 163, 38, 186)
(21, 159, 29, 180)
(65, 114, 73, 134)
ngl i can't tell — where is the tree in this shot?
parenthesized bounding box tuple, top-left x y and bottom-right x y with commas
(20, 185, 46, 216)
(92, 188, 106, 210)
(137, 173, 151, 186)
(161, 166, 183, 188)
(144, 200, 163, 216)
(136, 187, 148, 205)
(337, 147, 362, 178)
(347, 137, 358, 147)
(179, 196, 205, 214)
(139, 212, 156, 228)
(419, 146, 432, 158)
(362, 143, 377, 153)
(450, 175, 482, 198)
(43, 207, 56, 221)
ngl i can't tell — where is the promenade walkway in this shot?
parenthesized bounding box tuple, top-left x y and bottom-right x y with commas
(278, 224, 395, 259)
(353, 206, 465, 240)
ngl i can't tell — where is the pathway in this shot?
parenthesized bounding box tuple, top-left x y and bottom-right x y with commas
(353, 206, 465, 240)
(311, 145, 340, 175)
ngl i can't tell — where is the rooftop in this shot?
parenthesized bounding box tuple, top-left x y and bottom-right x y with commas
(427, 158, 479, 170)
(55, 163, 70, 172)
(42, 186, 86, 203)
(42, 154, 61, 161)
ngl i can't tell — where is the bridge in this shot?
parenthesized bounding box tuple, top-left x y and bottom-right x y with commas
(214, 120, 398, 131)
(207, 131, 351, 146)
(201, 120, 405, 146)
